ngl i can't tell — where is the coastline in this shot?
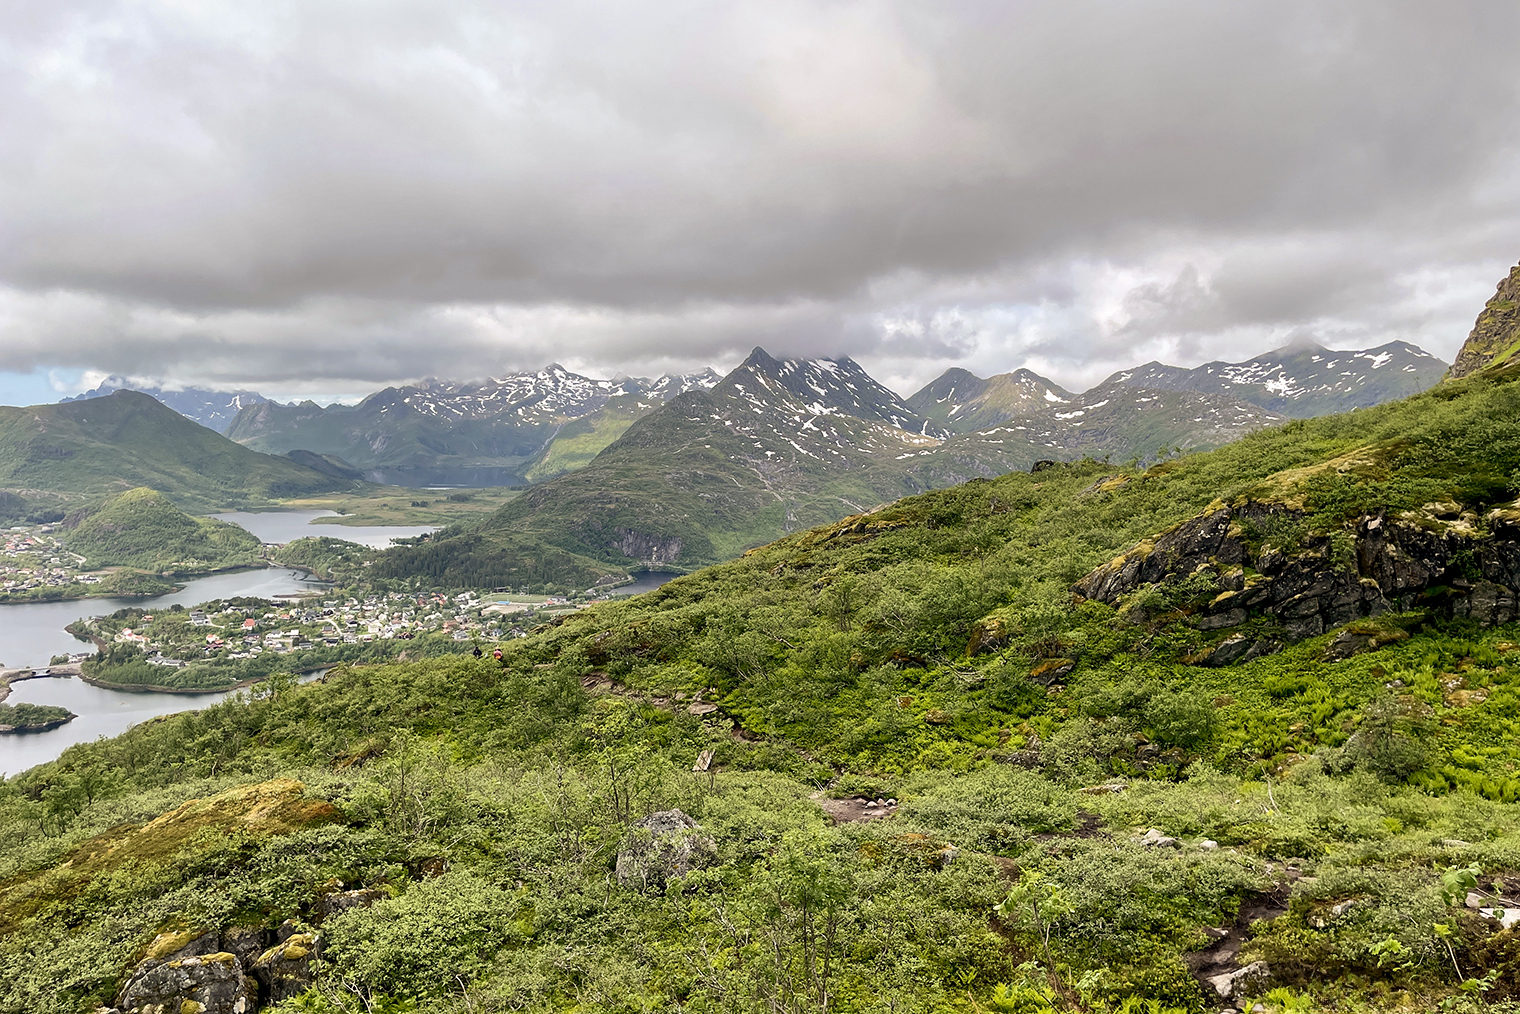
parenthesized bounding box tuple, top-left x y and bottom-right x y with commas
(0, 715, 76, 735)
(0, 561, 280, 607)
(0, 668, 79, 704)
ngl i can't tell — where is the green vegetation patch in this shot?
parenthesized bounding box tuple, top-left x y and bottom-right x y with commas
(63, 487, 261, 573)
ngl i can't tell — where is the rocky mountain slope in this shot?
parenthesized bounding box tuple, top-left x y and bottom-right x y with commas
(225, 367, 721, 481)
(1101, 339, 1444, 416)
(901, 372, 1284, 475)
(1450, 260, 1520, 378)
(64, 378, 268, 433)
(906, 367, 1077, 432)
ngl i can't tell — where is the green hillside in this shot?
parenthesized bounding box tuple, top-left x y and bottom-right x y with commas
(0, 391, 362, 513)
(9, 348, 1520, 1010)
(521, 395, 652, 482)
(372, 384, 932, 593)
(61, 488, 262, 573)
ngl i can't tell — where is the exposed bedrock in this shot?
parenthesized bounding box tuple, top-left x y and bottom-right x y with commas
(1073, 500, 1520, 646)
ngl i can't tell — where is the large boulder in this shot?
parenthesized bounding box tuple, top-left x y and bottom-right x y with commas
(250, 925, 323, 1004)
(116, 951, 256, 1014)
(615, 809, 713, 891)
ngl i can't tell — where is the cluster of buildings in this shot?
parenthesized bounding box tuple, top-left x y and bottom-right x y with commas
(100, 590, 543, 668)
(1, 524, 95, 594)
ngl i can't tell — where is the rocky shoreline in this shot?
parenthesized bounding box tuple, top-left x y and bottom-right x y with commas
(0, 714, 74, 735)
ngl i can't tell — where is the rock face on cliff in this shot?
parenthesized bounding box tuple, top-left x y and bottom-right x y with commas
(1450, 262, 1520, 379)
(1074, 498, 1520, 654)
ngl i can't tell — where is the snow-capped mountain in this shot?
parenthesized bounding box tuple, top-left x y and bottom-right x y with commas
(906, 367, 1077, 434)
(472, 349, 955, 568)
(369, 365, 720, 424)
(1104, 340, 1445, 416)
(899, 369, 1284, 478)
(692, 348, 947, 464)
(224, 366, 723, 476)
(63, 378, 268, 433)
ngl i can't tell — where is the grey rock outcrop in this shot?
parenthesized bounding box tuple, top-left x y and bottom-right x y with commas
(116, 950, 257, 1014)
(250, 929, 322, 1004)
(1074, 499, 1520, 658)
(1449, 261, 1520, 379)
(110, 881, 384, 1014)
(1207, 960, 1270, 1001)
(615, 809, 713, 891)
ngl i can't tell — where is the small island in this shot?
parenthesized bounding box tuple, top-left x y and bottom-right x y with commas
(0, 702, 75, 734)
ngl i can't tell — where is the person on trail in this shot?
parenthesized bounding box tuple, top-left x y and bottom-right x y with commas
(473, 645, 483, 658)
(492, 647, 504, 664)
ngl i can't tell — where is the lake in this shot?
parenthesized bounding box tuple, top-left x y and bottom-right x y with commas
(609, 570, 682, 596)
(0, 566, 326, 777)
(0, 509, 436, 776)
(0, 673, 247, 777)
(210, 509, 437, 547)
(0, 568, 325, 672)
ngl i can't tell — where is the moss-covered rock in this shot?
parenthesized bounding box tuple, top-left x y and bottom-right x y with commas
(1450, 261, 1520, 378)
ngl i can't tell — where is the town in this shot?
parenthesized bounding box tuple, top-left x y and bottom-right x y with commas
(73, 587, 585, 690)
(1, 524, 99, 595)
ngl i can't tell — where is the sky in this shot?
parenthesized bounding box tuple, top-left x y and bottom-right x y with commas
(2, 0, 1519, 406)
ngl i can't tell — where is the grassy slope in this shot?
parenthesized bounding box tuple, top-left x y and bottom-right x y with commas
(0, 392, 356, 512)
(63, 488, 262, 573)
(373, 388, 953, 592)
(10, 370, 1520, 1010)
(522, 399, 649, 482)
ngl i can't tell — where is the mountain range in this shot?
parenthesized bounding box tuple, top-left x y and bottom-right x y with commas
(1103, 339, 1443, 416)
(64, 378, 268, 433)
(62, 341, 1445, 488)
(368, 347, 1296, 590)
(224, 366, 723, 485)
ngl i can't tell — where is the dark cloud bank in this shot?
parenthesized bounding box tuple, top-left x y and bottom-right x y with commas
(3, 0, 1519, 398)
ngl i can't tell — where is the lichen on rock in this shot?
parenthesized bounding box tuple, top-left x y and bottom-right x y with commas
(615, 809, 713, 891)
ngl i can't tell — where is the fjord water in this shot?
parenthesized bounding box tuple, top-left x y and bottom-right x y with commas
(0, 673, 251, 777)
(0, 511, 434, 776)
(209, 509, 436, 547)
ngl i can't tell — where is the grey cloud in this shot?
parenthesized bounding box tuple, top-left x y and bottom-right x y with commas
(2, 0, 1520, 395)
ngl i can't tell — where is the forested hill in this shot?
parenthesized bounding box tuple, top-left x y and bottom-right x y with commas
(61, 487, 261, 573)
(0, 391, 365, 517)
(10, 336, 1520, 1010)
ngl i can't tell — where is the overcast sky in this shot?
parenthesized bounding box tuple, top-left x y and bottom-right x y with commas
(2, 0, 1519, 404)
